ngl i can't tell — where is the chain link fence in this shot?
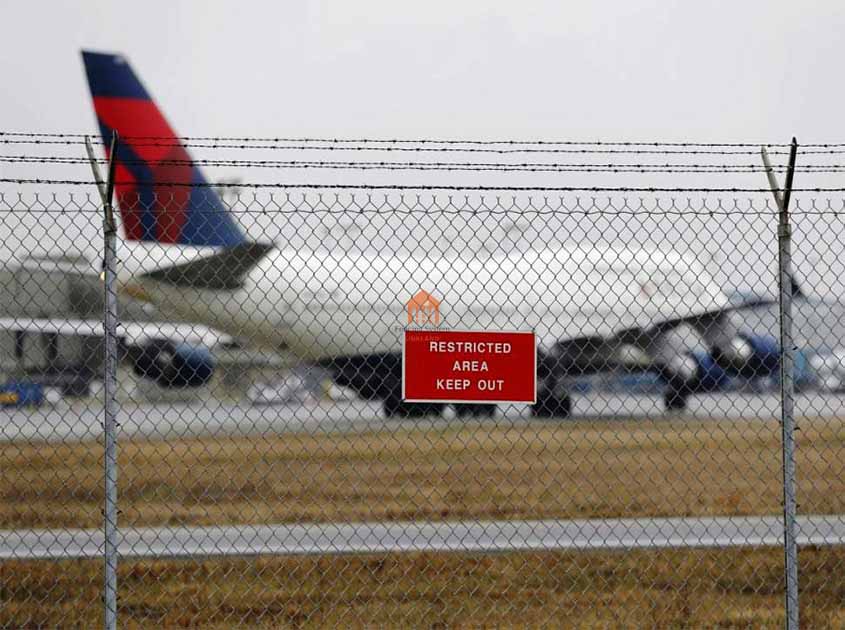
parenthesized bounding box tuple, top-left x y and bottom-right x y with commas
(2, 181, 845, 626)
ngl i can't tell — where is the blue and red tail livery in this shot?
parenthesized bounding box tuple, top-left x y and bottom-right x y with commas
(81, 51, 245, 248)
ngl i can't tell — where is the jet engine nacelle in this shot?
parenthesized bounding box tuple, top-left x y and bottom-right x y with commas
(661, 349, 729, 410)
(687, 350, 730, 392)
(661, 349, 728, 392)
(715, 333, 780, 378)
(129, 339, 215, 388)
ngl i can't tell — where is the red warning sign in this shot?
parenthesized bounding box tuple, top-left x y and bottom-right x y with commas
(402, 329, 536, 404)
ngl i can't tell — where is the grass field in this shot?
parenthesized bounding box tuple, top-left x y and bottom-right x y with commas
(3, 416, 845, 529)
(3, 415, 845, 626)
(3, 548, 845, 627)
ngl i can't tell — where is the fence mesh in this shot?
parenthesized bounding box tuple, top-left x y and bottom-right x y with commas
(1, 184, 845, 627)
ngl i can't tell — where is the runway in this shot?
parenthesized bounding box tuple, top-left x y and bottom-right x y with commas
(3, 515, 844, 560)
(5, 390, 845, 443)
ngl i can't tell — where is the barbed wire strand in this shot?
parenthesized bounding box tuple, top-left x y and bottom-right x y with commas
(1, 138, 831, 156)
(3, 178, 845, 193)
(2, 155, 838, 173)
(3, 198, 845, 216)
(3, 131, 845, 148)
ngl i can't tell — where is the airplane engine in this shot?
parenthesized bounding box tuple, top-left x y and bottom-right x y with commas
(651, 324, 730, 410)
(686, 350, 730, 391)
(714, 333, 780, 378)
(700, 312, 780, 378)
(660, 349, 729, 410)
(128, 339, 215, 388)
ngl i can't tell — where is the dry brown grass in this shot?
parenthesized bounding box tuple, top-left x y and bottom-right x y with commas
(3, 416, 845, 529)
(3, 416, 845, 627)
(3, 547, 845, 628)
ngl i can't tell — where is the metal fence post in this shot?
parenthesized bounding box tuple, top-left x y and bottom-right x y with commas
(763, 139, 800, 628)
(86, 132, 120, 630)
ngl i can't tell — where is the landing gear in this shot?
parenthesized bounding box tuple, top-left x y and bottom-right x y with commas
(531, 377, 572, 419)
(382, 396, 495, 419)
(663, 385, 689, 412)
(532, 392, 572, 418)
(453, 403, 496, 418)
(382, 394, 444, 418)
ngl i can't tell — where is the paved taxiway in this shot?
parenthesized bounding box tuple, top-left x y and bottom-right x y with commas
(3, 391, 845, 443)
(2, 515, 843, 560)
(5, 391, 845, 561)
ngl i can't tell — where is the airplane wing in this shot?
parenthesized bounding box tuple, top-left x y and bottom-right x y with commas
(725, 275, 804, 310)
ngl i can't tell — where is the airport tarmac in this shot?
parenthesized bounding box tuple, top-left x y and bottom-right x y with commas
(2, 514, 844, 560)
(3, 390, 845, 443)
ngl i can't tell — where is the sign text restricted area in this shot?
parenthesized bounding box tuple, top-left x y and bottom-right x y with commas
(402, 330, 536, 404)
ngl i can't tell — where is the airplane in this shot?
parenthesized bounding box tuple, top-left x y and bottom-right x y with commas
(78, 50, 788, 418)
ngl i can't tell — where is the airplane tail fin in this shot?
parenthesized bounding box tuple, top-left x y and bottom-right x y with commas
(81, 51, 246, 248)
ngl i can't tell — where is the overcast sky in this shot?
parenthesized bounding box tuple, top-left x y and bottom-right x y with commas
(2, 0, 842, 141)
(2, 0, 844, 296)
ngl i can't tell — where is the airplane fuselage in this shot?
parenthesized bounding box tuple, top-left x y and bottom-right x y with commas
(116, 241, 731, 363)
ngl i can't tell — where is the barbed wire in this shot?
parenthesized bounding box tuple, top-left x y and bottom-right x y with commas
(2, 177, 843, 193)
(0, 207, 788, 216)
(2, 154, 839, 173)
(0, 132, 803, 146)
(4, 197, 845, 216)
(0, 138, 825, 156)
(3, 131, 842, 148)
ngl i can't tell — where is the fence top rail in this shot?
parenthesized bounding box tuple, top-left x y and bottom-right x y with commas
(4, 190, 845, 215)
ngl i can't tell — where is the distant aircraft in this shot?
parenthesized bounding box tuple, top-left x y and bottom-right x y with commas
(77, 50, 788, 417)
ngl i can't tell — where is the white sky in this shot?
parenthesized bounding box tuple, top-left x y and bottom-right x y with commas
(2, 0, 842, 140)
